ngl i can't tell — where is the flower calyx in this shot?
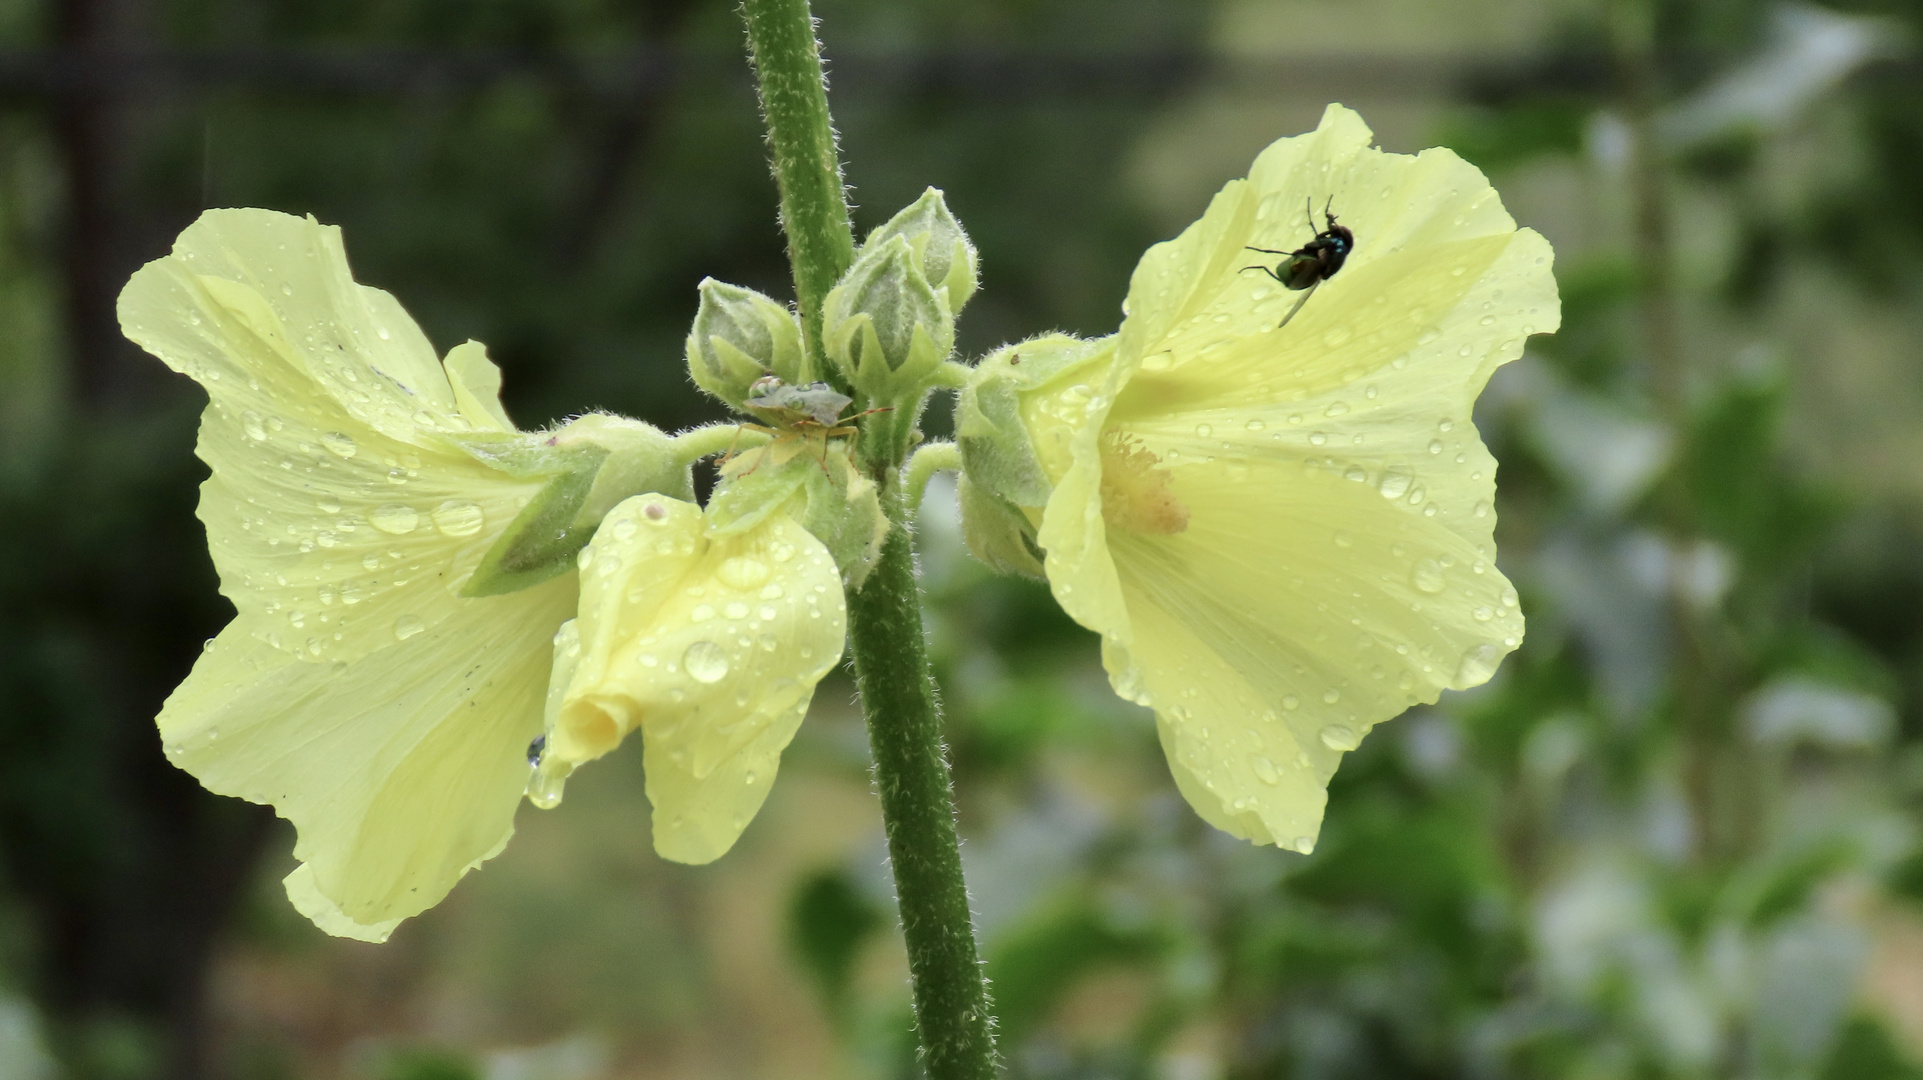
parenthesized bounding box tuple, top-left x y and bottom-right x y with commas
(686, 277, 809, 410)
(459, 414, 693, 598)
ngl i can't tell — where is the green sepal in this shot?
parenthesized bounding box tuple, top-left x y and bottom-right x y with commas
(461, 444, 608, 597)
(707, 442, 888, 590)
(460, 414, 694, 598)
(956, 474, 1044, 579)
(955, 334, 1113, 508)
(865, 187, 979, 315)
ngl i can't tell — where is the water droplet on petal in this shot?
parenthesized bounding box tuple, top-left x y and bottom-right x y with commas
(369, 503, 420, 534)
(1412, 559, 1446, 594)
(1457, 644, 1502, 685)
(684, 641, 729, 683)
(316, 496, 341, 514)
(718, 557, 771, 590)
(321, 432, 358, 458)
(393, 615, 425, 640)
(1282, 695, 1300, 710)
(526, 755, 573, 809)
(1473, 605, 1495, 622)
(431, 500, 485, 537)
(612, 518, 638, 540)
(241, 411, 268, 441)
(1322, 689, 1341, 705)
(1293, 836, 1316, 854)
(1253, 756, 1279, 784)
(1320, 724, 1360, 751)
(1378, 470, 1412, 499)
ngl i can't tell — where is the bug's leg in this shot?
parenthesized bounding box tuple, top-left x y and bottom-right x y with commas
(1322, 194, 1336, 228)
(1275, 281, 1320, 330)
(1242, 265, 1287, 283)
(1244, 246, 1293, 256)
(1303, 196, 1317, 235)
(730, 424, 783, 475)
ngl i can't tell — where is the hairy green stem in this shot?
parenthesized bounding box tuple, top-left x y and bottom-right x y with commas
(741, 0, 857, 389)
(847, 486, 997, 1080)
(905, 441, 960, 510)
(739, 3, 998, 1077)
(671, 422, 766, 461)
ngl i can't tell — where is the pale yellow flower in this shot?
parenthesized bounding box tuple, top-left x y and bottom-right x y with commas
(537, 494, 848, 864)
(1015, 104, 1558, 852)
(123, 209, 601, 940)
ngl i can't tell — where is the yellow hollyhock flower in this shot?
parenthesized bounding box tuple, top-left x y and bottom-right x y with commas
(119, 208, 681, 941)
(536, 493, 847, 864)
(1008, 104, 1558, 852)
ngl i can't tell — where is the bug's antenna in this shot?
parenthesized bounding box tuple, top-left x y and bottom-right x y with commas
(1302, 196, 1315, 235)
(1323, 194, 1337, 227)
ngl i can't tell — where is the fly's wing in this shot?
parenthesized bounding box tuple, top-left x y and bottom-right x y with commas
(1275, 280, 1320, 329)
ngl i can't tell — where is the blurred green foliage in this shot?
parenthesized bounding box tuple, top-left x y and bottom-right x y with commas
(7, 0, 1923, 1078)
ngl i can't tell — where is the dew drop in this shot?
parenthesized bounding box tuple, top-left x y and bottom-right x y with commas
(1472, 605, 1495, 622)
(321, 432, 358, 459)
(1412, 559, 1447, 594)
(526, 755, 573, 809)
(316, 496, 341, 514)
(1501, 586, 1519, 608)
(432, 500, 485, 537)
(1253, 756, 1279, 784)
(1457, 645, 1501, 685)
(1378, 470, 1412, 499)
(684, 641, 730, 683)
(718, 556, 772, 590)
(724, 602, 750, 620)
(1322, 689, 1341, 705)
(1320, 724, 1360, 751)
(1308, 431, 1327, 446)
(1195, 423, 1213, 437)
(369, 503, 420, 535)
(1324, 401, 1349, 417)
(612, 518, 638, 540)
(1246, 419, 1265, 432)
(241, 410, 268, 441)
(1282, 695, 1300, 710)
(1428, 439, 1444, 455)
(1293, 836, 1317, 854)
(393, 615, 425, 640)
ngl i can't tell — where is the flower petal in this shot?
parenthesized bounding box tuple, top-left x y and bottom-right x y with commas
(119, 209, 545, 662)
(157, 577, 575, 940)
(1107, 456, 1522, 846)
(549, 495, 847, 864)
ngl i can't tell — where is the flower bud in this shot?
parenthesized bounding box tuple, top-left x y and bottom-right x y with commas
(866, 187, 979, 314)
(823, 235, 952, 413)
(686, 278, 807, 409)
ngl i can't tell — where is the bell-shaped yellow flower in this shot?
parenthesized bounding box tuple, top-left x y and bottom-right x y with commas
(1014, 104, 1558, 852)
(537, 494, 847, 865)
(122, 209, 596, 941)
